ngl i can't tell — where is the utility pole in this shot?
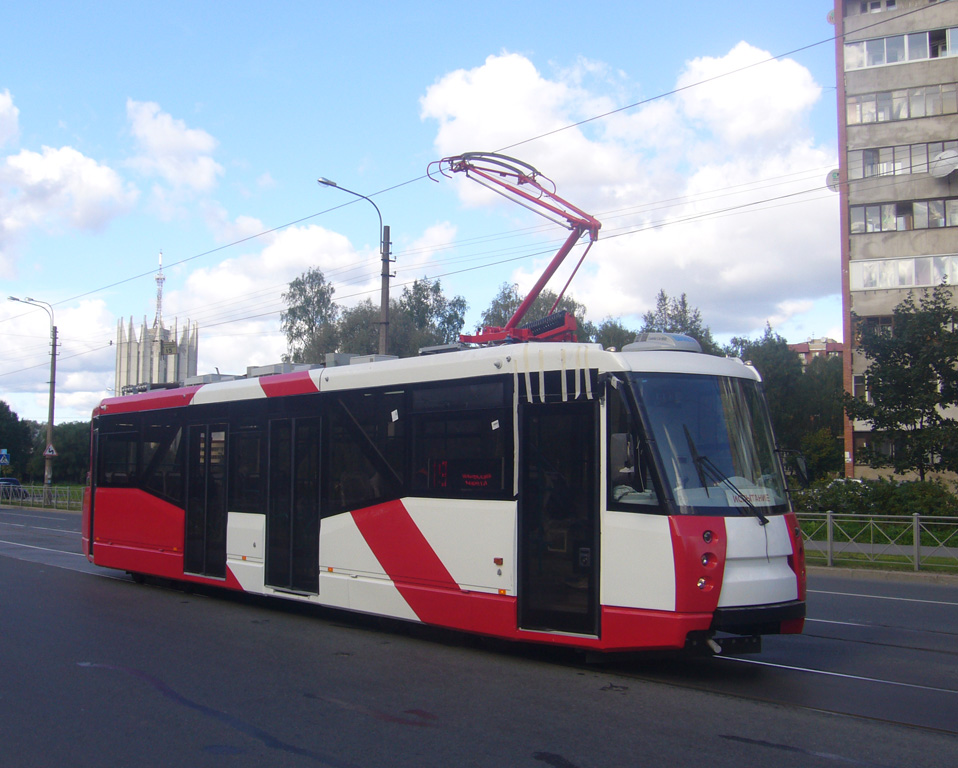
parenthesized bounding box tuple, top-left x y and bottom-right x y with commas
(379, 225, 391, 356)
(317, 178, 393, 355)
(8, 296, 57, 500)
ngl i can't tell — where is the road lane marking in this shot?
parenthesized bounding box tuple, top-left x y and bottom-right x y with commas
(0, 520, 79, 534)
(809, 589, 958, 608)
(0, 510, 73, 523)
(721, 655, 958, 694)
(805, 618, 871, 627)
(0, 538, 84, 556)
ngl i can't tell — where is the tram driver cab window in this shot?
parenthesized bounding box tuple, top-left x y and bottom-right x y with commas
(607, 384, 661, 511)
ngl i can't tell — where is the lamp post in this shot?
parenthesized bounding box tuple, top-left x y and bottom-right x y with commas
(8, 296, 57, 497)
(317, 178, 392, 355)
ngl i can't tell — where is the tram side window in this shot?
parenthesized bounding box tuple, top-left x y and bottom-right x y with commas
(229, 424, 264, 514)
(606, 388, 661, 511)
(324, 391, 405, 514)
(411, 381, 511, 498)
(98, 430, 138, 487)
(141, 422, 184, 504)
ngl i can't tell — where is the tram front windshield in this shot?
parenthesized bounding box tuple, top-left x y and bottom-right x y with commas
(630, 372, 789, 516)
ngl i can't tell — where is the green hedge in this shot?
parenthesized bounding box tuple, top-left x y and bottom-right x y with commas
(792, 477, 958, 517)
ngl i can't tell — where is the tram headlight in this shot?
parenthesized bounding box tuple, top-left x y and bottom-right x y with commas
(696, 577, 713, 591)
(703, 530, 714, 543)
(701, 552, 716, 568)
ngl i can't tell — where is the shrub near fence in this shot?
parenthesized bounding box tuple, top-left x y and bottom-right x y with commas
(793, 478, 958, 572)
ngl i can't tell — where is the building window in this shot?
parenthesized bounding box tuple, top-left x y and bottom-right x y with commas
(850, 255, 958, 291)
(851, 196, 958, 233)
(845, 27, 958, 70)
(847, 83, 958, 125)
(847, 140, 958, 179)
(855, 0, 898, 12)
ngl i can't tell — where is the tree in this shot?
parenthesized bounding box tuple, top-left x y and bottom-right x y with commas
(336, 299, 379, 357)
(844, 283, 958, 481)
(593, 317, 638, 350)
(0, 401, 33, 479)
(641, 289, 721, 354)
(726, 325, 845, 481)
(798, 355, 845, 479)
(478, 282, 597, 340)
(727, 323, 805, 450)
(18, 419, 92, 485)
(281, 268, 340, 363)
(389, 278, 467, 356)
(52, 421, 92, 484)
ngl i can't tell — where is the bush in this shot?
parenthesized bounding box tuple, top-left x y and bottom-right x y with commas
(792, 477, 958, 517)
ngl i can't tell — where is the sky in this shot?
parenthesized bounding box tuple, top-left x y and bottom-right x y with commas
(1, 0, 845, 425)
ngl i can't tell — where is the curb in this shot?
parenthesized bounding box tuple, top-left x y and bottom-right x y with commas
(807, 564, 958, 585)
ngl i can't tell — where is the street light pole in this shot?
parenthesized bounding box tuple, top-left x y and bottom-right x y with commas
(8, 296, 56, 493)
(317, 178, 392, 355)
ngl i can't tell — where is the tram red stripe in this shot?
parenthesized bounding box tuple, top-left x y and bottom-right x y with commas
(351, 500, 461, 620)
(259, 371, 319, 397)
(96, 386, 200, 414)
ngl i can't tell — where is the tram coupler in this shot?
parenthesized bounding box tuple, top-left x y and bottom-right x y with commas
(684, 632, 762, 656)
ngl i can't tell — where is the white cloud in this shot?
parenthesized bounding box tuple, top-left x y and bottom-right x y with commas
(126, 99, 224, 192)
(677, 42, 822, 151)
(0, 89, 19, 148)
(0, 144, 138, 272)
(420, 48, 839, 341)
(2, 146, 137, 231)
(160, 224, 369, 375)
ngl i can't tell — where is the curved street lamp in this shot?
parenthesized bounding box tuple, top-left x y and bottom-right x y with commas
(8, 296, 57, 495)
(317, 178, 392, 355)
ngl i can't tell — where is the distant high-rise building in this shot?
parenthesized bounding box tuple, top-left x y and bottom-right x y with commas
(115, 253, 198, 394)
(834, 0, 958, 476)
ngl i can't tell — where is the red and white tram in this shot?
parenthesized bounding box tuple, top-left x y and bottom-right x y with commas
(82, 335, 806, 654)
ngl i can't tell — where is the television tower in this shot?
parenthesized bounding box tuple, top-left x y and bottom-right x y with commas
(153, 250, 165, 329)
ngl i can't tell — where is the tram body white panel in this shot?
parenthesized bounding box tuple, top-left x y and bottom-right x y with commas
(226, 512, 266, 593)
(191, 377, 267, 405)
(619, 350, 761, 380)
(404, 498, 516, 594)
(334, 573, 420, 621)
(718, 515, 797, 607)
(318, 511, 419, 620)
(600, 511, 676, 612)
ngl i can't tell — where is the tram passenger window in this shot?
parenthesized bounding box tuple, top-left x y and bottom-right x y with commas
(410, 381, 511, 498)
(324, 391, 404, 514)
(230, 426, 264, 513)
(412, 414, 507, 495)
(606, 388, 661, 511)
(98, 431, 138, 487)
(142, 422, 184, 504)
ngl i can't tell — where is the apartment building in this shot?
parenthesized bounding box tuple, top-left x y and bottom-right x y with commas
(835, 0, 958, 476)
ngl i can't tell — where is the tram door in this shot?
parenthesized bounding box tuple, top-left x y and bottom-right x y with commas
(518, 400, 599, 636)
(184, 423, 228, 578)
(266, 417, 320, 594)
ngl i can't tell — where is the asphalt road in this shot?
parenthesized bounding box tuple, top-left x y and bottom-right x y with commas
(1, 506, 956, 767)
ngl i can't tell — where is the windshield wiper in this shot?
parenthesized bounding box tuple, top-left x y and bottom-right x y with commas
(683, 426, 768, 525)
(683, 426, 711, 497)
(697, 454, 769, 526)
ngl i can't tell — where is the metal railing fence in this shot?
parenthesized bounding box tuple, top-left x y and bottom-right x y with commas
(0, 484, 84, 511)
(797, 511, 958, 572)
